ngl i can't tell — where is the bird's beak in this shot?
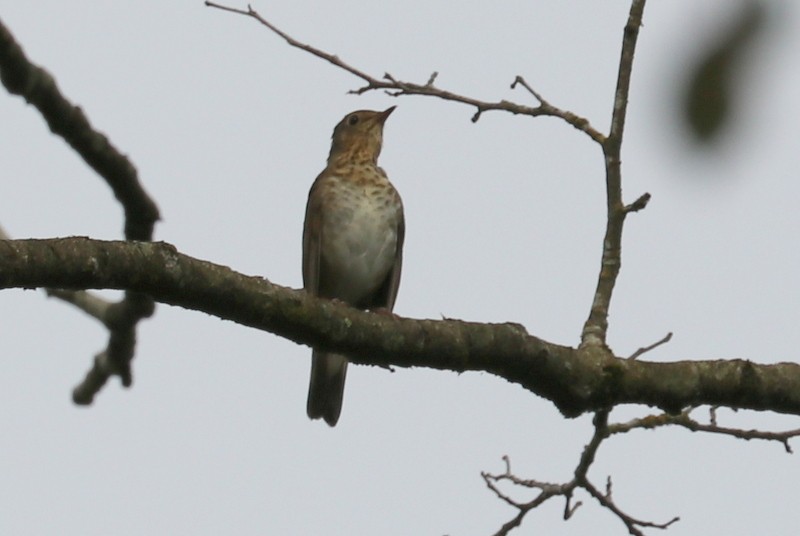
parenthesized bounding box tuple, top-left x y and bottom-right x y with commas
(377, 106, 396, 124)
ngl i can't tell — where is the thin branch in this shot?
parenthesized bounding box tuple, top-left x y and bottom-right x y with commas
(608, 408, 800, 454)
(678, 416, 800, 454)
(484, 404, 795, 534)
(425, 71, 438, 87)
(508, 75, 604, 141)
(581, 0, 648, 348)
(624, 192, 652, 214)
(483, 410, 678, 535)
(205, 2, 377, 85)
(510, 75, 547, 105)
(583, 477, 679, 536)
(482, 456, 576, 536)
(71, 295, 155, 403)
(628, 332, 673, 360)
(204, 2, 605, 142)
(564, 493, 582, 519)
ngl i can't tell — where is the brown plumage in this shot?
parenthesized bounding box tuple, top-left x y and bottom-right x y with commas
(303, 107, 404, 426)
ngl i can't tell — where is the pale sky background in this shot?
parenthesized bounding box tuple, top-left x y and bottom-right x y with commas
(1, 1, 799, 535)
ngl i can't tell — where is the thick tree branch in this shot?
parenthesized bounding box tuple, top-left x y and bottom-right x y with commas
(2, 237, 800, 418)
(204, 2, 605, 141)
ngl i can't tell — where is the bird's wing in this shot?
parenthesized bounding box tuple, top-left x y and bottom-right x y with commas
(372, 200, 404, 311)
(302, 174, 325, 295)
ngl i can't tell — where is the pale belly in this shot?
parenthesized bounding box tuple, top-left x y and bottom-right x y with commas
(320, 183, 400, 304)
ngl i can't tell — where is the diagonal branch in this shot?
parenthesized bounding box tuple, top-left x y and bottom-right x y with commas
(204, 2, 605, 142)
(628, 332, 673, 360)
(0, 17, 159, 240)
(582, 476, 679, 536)
(0, 17, 159, 402)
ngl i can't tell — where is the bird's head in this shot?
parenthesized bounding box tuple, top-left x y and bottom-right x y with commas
(328, 107, 396, 166)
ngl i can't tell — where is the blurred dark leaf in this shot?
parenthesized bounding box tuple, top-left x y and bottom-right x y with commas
(683, 1, 767, 144)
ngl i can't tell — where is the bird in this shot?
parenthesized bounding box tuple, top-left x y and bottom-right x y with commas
(303, 106, 405, 427)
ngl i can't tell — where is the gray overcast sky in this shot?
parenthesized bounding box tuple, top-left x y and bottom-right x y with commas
(2, 1, 799, 534)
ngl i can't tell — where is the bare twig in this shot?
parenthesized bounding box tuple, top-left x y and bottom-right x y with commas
(609, 408, 800, 454)
(482, 455, 577, 536)
(628, 332, 673, 360)
(425, 71, 438, 87)
(564, 493, 582, 519)
(510, 75, 547, 105)
(483, 410, 678, 535)
(72, 296, 155, 403)
(204, 2, 605, 142)
(584, 477, 680, 536)
(484, 403, 797, 534)
(675, 413, 800, 454)
(574, 410, 611, 478)
(580, 0, 648, 349)
(625, 192, 652, 214)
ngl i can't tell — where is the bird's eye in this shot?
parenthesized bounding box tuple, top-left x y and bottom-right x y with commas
(348, 114, 359, 126)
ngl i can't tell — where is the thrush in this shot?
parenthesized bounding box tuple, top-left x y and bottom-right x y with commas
(303, 106, 405, 427)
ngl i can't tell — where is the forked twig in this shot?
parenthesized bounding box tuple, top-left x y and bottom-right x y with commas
(204, 2, 605, 141)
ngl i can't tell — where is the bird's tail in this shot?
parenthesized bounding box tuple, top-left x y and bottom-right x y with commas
(306, 351, 348, 427)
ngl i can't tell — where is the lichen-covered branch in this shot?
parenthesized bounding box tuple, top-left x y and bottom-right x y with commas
(2, 237, 800, 418)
